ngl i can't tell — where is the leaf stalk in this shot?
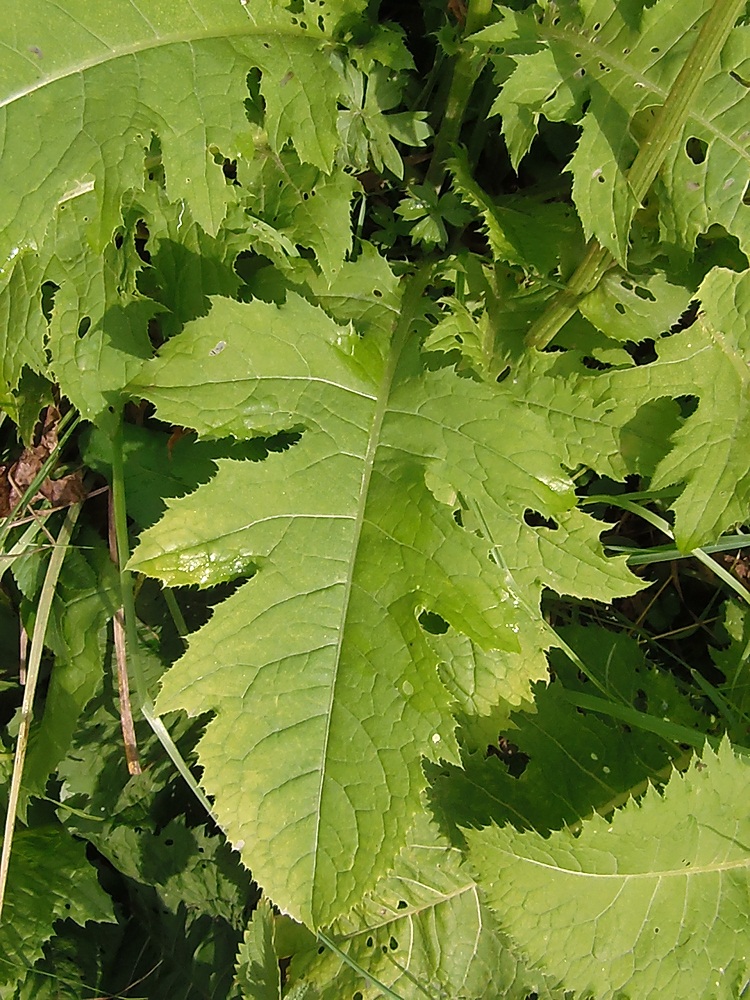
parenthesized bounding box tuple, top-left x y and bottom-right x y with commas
(424, 0, 493, 190)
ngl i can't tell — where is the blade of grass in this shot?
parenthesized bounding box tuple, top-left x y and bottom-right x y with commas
(561, 689, 713, 750)
(584, 495, 750, 607)
(315, 931, 408, 1000)
(161, 586, 188, 650)
(0, 502, 81, 920)
(609, 531, 750, 566)
(689, 668, 744, 731)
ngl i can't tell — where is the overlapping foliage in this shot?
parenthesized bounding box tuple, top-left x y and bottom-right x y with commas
(0, 0, 749, 996)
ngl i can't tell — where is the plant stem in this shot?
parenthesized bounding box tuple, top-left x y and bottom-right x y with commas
(110, 418, 220, 824)
(108, 487, 142, 775)
(424, 0, 492, 190)
(525, 0, 746, 350)
(0, 503, 81, 920)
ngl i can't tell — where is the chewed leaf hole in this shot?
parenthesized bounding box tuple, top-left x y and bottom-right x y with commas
(389, 936, 399, 950)
(419, 610, 449, 635)
(523, 509, 559, 531)
(685, 136, 708, 164)
(397, 899, 408, 909)
(496, 366, 511, 384)
(40, 281, 59, 323)
(77, 316, 92, 339)
(582, 356, 611, 371)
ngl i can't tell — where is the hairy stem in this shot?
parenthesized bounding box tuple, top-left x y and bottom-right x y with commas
(525, 0, 746, 350)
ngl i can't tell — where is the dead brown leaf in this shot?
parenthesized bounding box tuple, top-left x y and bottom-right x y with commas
(0, 406, 85, 519)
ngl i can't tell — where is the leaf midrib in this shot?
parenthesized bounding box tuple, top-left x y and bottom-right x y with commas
(309, 270, 430, 918)
(501, 848, 749, 879)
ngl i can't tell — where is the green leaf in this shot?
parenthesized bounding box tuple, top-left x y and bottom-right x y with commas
(81, 422, 269, 529)
(0, 0, 348, 269)
(0, 252, 48, 419)
(650, 266, 750, 547)
(337, 65, 430, 179)
(128, 183, 243, 340)
(466, 739, 750, 999)
(482, 0, 750, 263)
(449, 152, 585, 277)
(38, 192, 160, 424)
(127, 260, 637, 925)
(0, 826, 114, 994)
(236, 145, 359, 278)
(430, 624, 707, 842)
(234, 899, 283, 1000)
(712, 599, 750, 729)
(288, 815, 558, 1000)
(578, 267, 692, 342)
(19, 535, 119, 818)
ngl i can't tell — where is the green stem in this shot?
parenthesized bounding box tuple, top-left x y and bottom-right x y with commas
(525, 0, 745, 350)
(584, 494, 750, 607)
(562, 690, 716, 750)
(162, 586, 189, 646)
(424, 0, 492, 190)
(626, 0, 746, 206)
(611, 530, 750, 566)
(0, 503, 81, 920)
(110, 419, 220, 826)
(524, 243, 613, 350)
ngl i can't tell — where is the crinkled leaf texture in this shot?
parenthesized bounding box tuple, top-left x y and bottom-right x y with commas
(466, 739, 750, 1000)
(129, 254, 637, 927)
(0, 826, 115, 994)
(480, 0, 750, 263)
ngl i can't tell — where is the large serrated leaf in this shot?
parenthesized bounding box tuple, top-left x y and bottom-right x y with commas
(127, 257, 636, 926)
(466, 739, 750, 1000)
